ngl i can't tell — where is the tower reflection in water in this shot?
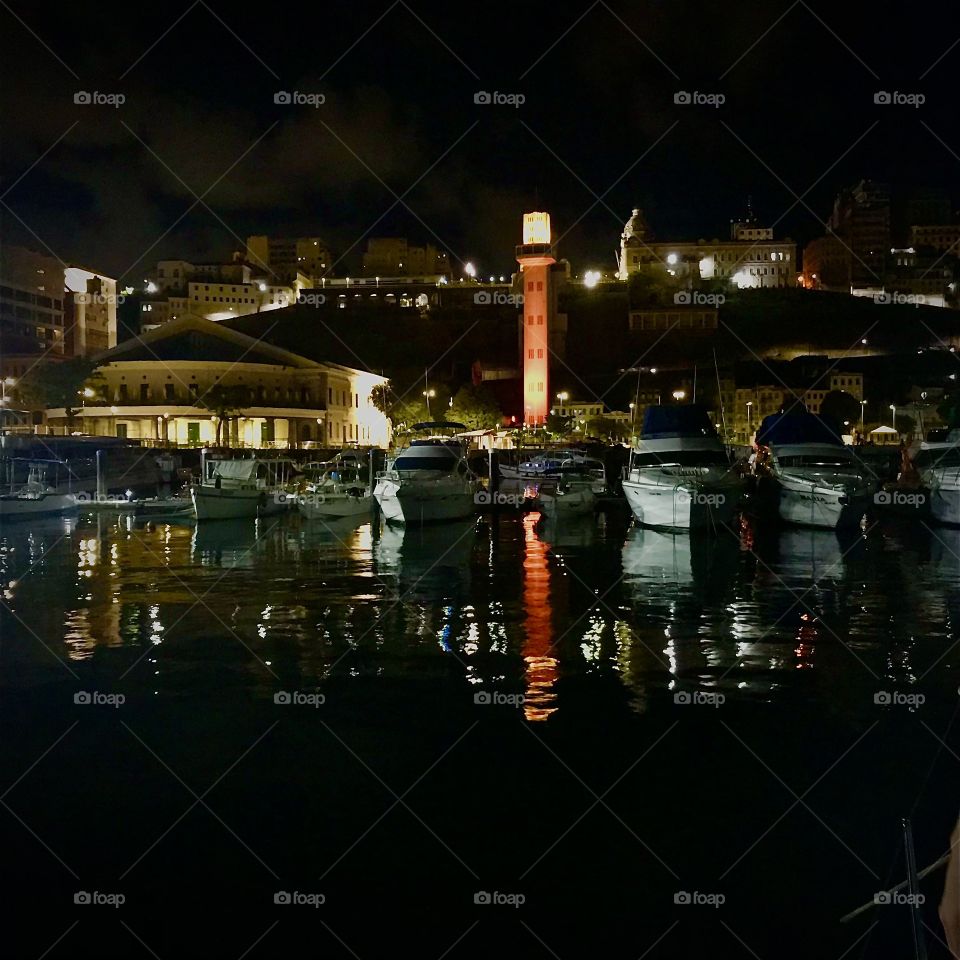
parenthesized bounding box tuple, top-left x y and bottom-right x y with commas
(521, 512, 558, 721)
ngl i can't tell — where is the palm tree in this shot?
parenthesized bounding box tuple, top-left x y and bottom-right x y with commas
(198, 383, 247, 447)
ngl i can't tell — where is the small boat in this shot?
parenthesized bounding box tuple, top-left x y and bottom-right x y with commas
(750, 411, 873, 529)
(374, 422, 479, 524)
(913, 430, 960, 524)
(191, 456, 299, 521)
(536, 467, 597, 517)
(0, 463, 79, 520)
(621, 405, 743, 531)
(296, 456, 372, 520)
(501, 449, 607, 493)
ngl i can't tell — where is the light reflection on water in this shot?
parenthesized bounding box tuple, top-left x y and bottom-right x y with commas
(3, 510, 960, 716)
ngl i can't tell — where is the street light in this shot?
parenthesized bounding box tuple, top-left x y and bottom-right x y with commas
(464, 262, 476, 279)
(860, 400, 867, 432)
(746, 400, 754, 439)
(889, 404, 896, 431)
(672, 390, 686, 402)
(423, 388, 435, 417)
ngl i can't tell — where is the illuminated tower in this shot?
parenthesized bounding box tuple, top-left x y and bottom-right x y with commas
(516, 211, 555, 426)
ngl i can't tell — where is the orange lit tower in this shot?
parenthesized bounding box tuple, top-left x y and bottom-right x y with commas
(516, 212, 556, 426)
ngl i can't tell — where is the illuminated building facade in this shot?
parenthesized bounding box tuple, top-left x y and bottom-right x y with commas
(617, 207, 796, 288)
(516, 212, 568, 425)
(44, 315, 390, 448)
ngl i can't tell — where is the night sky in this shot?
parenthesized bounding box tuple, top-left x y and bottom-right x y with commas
(1, 1, 957, 282)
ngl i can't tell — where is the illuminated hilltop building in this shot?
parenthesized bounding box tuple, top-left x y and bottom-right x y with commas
(515, 212, 568, 425)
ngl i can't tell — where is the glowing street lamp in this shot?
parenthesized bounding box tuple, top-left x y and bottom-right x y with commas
(583, 270, 602, 289)
(464, 262, 476, 279)
(746, 400, 754, 438)
(889, 403, 896, 431)
(672, 390, 686, 402)
(423, 388, 436, 417)
(860, 399, 867, 431)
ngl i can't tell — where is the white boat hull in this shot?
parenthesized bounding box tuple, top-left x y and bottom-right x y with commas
(538, 487, 596, 517)
(191, 486, 263, 521)
(622, 479, 738, 531)
(929, 484, 960, 525)
(374, 477, 476, 524)
(776, 484, 867, 529)
(297, 492, 372, 520)
(0, 492, 79, 519)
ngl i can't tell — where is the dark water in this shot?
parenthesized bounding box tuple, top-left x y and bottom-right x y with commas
(3, 507, 960, 957)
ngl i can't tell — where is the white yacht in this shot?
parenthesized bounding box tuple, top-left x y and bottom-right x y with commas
(751, 412, 873, 529)
(191, 456, 299, 521)
(296, 456, 372, 520)
(914, 430, 960, 524)
(621, 405, 743, 530)
(0, 462, 80, 520)
(374, 423, 479, 524)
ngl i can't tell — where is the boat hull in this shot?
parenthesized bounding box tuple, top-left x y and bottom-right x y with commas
(191, 486, 264, 521)
(930, 484, 960, 525)
(622, 479, 739, 531)
(776, 485, 868, 529)
(297, 493, 372, 520)
(374, 478, 476, 524)
(538, 488, 596, 517)
(0, 492, 79, 519)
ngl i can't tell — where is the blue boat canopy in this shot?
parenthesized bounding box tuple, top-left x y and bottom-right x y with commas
(641, 404, 716, 439)
(755, 411, 843, 447)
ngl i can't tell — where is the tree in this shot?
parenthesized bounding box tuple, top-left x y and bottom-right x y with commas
(18, 358, 102, 433)
(819, 390, 862, 428)
(448, 384, 503, 431)
(544, 411, 573, 439)
(197, 383, 247, 446)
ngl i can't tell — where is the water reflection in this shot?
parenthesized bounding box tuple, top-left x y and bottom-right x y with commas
(4, 511, 960, 716)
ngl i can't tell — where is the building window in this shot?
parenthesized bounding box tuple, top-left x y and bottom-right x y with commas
(537, 316, 543, 325)
(537, 281, 543, 291)
(139, 384, 149, 401)
(164, 383, 175, 401)
(189, 383, 199, 399)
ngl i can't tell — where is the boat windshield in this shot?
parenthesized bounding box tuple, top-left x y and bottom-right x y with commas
(395, 455, 459, 471)
(633, 450, 727, 468)
(914, 448, 960, 469)
(777, 455, 854, 468)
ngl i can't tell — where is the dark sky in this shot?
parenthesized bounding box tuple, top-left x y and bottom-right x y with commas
(1, 1, 957, 283)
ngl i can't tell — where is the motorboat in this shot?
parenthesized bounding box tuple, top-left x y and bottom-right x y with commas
(501, 449, 607, 493)
(191, 456, 299, 521)
(913, 430, 960, 524)
(535, 466, 597, 517)
(295, 455, 372, 520)
(750, 411, 873, 529)
(374, 422, 479, 524)
(0, 462, 80, 520)
(621, 405, 743, 531)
